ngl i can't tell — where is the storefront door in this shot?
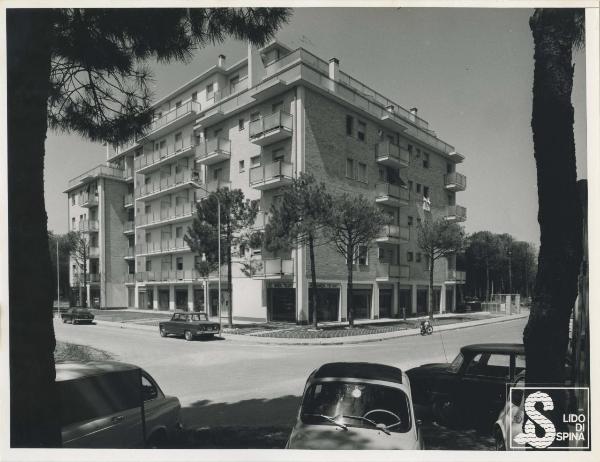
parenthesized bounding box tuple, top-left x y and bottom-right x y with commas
(379, 288, 393, 318)
(158, 289, 169, 310)
(351, 289, 372, 320)
(175, 289, 188, 310)
(194, 289, 204, 312)
(268, 288, 296, 322)
(308, 288, 340, 323)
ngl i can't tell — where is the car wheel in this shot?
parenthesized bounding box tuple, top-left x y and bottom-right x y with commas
(62, 318, 67, 323)
(160, 327, 167, 337)
(146, 429, 168, 449)
(432, 398, 458, 428)
(494, 427, 506, 451)
(73, 319, 78, 325)
(184, 330, 193, 341)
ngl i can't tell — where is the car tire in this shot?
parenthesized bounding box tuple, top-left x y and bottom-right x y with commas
(146, 429, 168, 449)
(160, 327, 167, 338)
(432, 397, 458, 428)
(62, 318, 67, 324)
(184, 330, 193, 341)
(494, 427, 506, 451)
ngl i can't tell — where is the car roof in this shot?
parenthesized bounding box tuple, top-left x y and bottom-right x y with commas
(56, 361, 140, 382)
(460, 343, 525, 354)
(312, 362, 403, 385)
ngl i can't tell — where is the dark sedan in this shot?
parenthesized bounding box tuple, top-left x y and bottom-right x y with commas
(159, 312, 221, 341)
(62, 308, 95, 324)
(406, 343, 525, 429)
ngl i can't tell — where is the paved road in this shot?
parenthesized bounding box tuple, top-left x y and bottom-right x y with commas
(54, 317, 526, 430)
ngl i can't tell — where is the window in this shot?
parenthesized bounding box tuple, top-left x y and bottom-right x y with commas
(213, 128, 222, 139)
(229, 75, 240, 92)
(357, 121, 366, 142)
(416, 253, 422, 263)
(407, 252, 414, 262)
(144, 204, 151, 215)
(408, 181, 413, 191)
(417, 217, 422, 226)
(416, 148, 421, 159)
(71, 217, 76, 230)
(71, 195, 75, 205)
(357, 245, 368, 265)
(378, 167, 386, 182)
(238, 118, 245, 131)
(146, 260, 152, 272)
(206, 83, 214, 96)
(239, 160, 245, 172)
(213, 167, 223, 181)
(423, 186, 429, 198)
(407, 144, 413, 155)
(408, 216, 413, 226)
(250, 111, 260, 122)
(191, 91, 197, 102)
(447, 163, 453, 174)
(239, 243, 247, 258)
(346, 115, 354, 136)
(145, 232, 152, 243)
(423, 152, 429, 168)
(272, 148, 284, 163)
(346, 158, 355, 179)
(174, 132, 183, 151)
(358, 162, 367, 183)
(175, 226, 183, 238)
(141, 374, 158, 401)
(194, 255, 201, 268)
(176, 257, 183, 271)
(416, 183, 422, 194)
(271, 101, 283, 113)
(250, 155, 261, 168)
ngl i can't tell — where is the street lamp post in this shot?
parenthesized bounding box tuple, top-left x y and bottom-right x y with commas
(56, 239, 61, 320)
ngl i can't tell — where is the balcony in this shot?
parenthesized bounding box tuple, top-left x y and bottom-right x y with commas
(195, 138, 231, 166)
(376, 263, 410, 282)
(124, 247, 135, 260)
(196, 108, 225, 128)
(249, 111, 293, 146)
(448, 151, 465, 163)
(124, 167, 134, 182)
(251, 258, 294, 280)
(444, 172, 467, 192)
(136, 170, 201, 201)
(136, 202, 195, 229)
(250, 160, 293, 190)
(72, 273, 101, 285)
(141, 100, 201, 142)
(375, 141, 409, 168)
(446, 269, 467, 284)
(251, 211, 270, 230)
(123, 220, 135, 234)
(135, 238, 189, 257)
(81, 193, 99, 208)
(67, 163, 126, 190)
(195, 180, 231, 201)
(123, 193, 134, 208)
(79, 220, 99, 233)
(376, 224, 409, 244)
(89, 247, 100, 258)
(445, 205, 467, 223)
(375, 183, 409, 207)
(136, 267, 228, 284)
(125, 273, 136, 284)
(134, 137, 196, 174)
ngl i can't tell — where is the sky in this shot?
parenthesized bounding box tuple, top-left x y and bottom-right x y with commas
(44, 7, 588, 244)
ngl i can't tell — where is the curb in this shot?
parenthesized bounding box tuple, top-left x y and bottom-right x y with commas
(89, 313, 529, 345)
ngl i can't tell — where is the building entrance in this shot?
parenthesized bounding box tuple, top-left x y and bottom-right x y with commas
(308, 288, 339, 323)
(268, 288, 296, 322)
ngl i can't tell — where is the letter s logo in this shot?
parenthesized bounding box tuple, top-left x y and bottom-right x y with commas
(513, 391, 556, 448)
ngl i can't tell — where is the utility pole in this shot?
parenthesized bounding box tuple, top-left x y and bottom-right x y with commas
(56, 239, 61, 319)
(508, 247, 513, 294)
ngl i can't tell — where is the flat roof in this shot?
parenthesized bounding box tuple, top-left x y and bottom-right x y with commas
(56, 360, 140, 382)
(313, 362, 403, 385)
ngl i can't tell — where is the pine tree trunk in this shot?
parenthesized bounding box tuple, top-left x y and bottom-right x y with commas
(7, 9, 61, 447)
(308, 234, 318, 329)
(524, 10, 583, 388)
(428, 255, 434, 320)
(346, 243, 354, 327)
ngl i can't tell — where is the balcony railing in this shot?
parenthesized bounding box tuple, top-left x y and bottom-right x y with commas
(206, 75, 249, 104)
(125, 247, 135, 258)
(249, 111, 293, 140)
(375, 183, 410, 204)
(445, 205, 467, 222)
(72, 273, 101, 285)
(446, 270, 467, 283)
(444, 172, 467, 191)
(134, 135, 195, 172)
(123, 193, 134, 207)
(249, 160, 293, 189)
(195, 180, 231, 201)
(376, 263, 410, 280)
(89, 247, 100, 258)
(136, 238, 189, 256)
(81, 193, 99, 207)
(124, 220, 135, 233)
(125, 273, 136, 284)
(251, 258, 294, 279)
(136, 202, 195, 227)
(195, 138, 231, 165)
(124, 167, 134, 180)
(375, 141, 410, 167)
(136, 267, 228, 283)
(136, 170, 200, 200)
(145, 100, 201, 138)
(377, 224, 409, 242)
(68, 164, 126, 189)
(79, 220, 99, 233)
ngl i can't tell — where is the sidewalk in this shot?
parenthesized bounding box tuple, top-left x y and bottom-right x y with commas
(88, 308, 528, 345)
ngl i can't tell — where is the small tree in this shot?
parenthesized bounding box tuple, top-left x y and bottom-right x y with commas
(327, 193, 389, 326)
(417, 217, 465, 320)
(185, 188, 259, 327)
(67, 231, 91, 307)
(265, 173, 332, 328)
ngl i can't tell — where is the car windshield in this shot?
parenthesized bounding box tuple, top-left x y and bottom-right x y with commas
(448, 353, 464, 373)
(300, 381, 411, 433)
(187, 313, 208, 322)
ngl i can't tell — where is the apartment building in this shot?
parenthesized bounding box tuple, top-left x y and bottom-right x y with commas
(65, 40, 467, 322)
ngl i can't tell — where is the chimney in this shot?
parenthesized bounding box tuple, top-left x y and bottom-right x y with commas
(218, 54, 226, 68)
(410, 107, 418, 121)
(328, 58, 339, 81)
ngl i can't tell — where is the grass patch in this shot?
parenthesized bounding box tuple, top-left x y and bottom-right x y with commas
(55, 341, 114, 362)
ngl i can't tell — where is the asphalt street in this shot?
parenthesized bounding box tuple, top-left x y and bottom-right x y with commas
(54, 317, 527, 431)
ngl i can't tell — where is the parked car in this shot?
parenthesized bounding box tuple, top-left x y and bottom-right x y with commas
(57, 360, 182, 448)
(286, 362, 423, 450)
(456, 297, 482, 313)
(62, 308, 95, 324)
(406, 343, 525, 429)
(493, 372, 526, 450)
(159, 311, 221, 341)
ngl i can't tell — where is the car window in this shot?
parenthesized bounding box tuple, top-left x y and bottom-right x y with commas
(448, 353, 464, 373)
(466, 353, 510, 379)
(141, 374, 158, 401)
(171, 314, 181, 321)
(464, 353, 484, 375)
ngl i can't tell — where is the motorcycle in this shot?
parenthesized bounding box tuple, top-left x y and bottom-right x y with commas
(420, 320, 433, 335)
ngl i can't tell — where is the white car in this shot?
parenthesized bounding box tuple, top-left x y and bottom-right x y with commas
(493, 373, 526, 450)
(57, 361, 182, 448)
(286, 362, 423, 450)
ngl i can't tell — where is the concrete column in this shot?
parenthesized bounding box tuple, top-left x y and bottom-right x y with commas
(169, 285, 175, 311)
(391, 282, 399, 317)
(296, 246, 308, 324)
(86, 285, 92, 308)
(187, 283, 194, 311)
(411, 284, 418, 315)
(152, 285, 158, 310)
(340, 282, 348, 322)
(205, 280, 210, 315)
(505, 294, 511, 314)
(134, 284, 139, 309)
(453, 286, 457, 313)
(262, 281, 268, 321)
(440, 284, 447, 314)
(515, 294, 521, 314)
(371, 283, 379, 319)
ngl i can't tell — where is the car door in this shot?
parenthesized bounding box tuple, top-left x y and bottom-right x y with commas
(460, 353, 511, 418)
(141, 371, 180, 440)
(167, 314, 181, 335)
